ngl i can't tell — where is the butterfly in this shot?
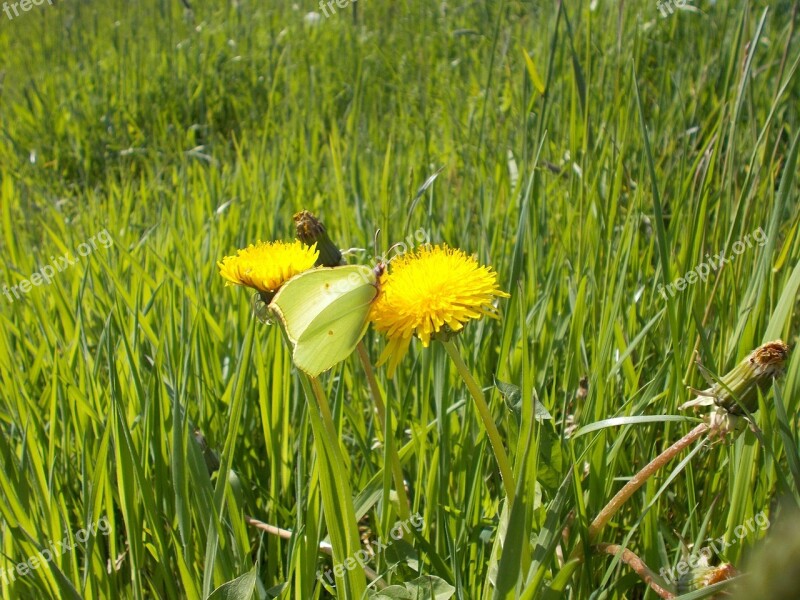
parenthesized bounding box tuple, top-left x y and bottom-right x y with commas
(270, 264, 384, 377)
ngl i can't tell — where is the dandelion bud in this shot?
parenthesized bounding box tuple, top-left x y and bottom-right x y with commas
(294, 210, 343, 267)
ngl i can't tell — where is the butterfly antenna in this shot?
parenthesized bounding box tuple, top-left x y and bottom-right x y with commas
(373, 229, 381, 256)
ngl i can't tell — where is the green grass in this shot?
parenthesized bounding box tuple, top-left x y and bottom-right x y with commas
(1, 0, 800, 598)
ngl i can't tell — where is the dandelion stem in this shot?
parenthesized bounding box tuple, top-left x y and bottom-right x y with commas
(596, 543, 674, 599)
(442, 339, 516, 502)
(587, 422, 708, 542)
(357, 342, 411, 520)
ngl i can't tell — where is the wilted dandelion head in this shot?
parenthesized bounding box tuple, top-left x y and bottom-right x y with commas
(747, 340, 790, 378)
(370, 244, 510, 377)
(676, 560, 738, 595)
(680, 340, 790, 421)
(217, 240, 318, 297)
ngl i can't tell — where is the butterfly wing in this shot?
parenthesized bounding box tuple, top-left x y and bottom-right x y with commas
(292, 282, 377, 376)
(271, 265, 378, 376)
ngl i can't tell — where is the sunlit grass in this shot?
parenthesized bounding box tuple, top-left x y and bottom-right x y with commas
(0, 0, 799, 598)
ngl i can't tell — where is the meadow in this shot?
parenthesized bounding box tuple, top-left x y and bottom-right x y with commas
(1, 0, 800, 598)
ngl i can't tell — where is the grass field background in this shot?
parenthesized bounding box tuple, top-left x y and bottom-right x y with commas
(1, 0, 800, 598)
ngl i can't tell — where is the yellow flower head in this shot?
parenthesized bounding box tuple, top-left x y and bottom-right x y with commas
(370, 244, 510, 377)
(218, 240, 319, 296)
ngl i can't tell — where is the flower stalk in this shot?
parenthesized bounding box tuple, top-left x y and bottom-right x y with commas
(596, 543, 674, 599)
(590, 340, 790, 543)
(587, 422, 709, 542)
(442, 339, 515, 502)
(575, 339, 791, 595)
(356, 342, 411, 520)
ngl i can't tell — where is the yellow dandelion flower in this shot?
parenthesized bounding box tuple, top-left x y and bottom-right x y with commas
(217, 240, 319, 296)
(370, 244, 510, 377)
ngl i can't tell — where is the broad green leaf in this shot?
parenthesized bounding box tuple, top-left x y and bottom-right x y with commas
(207, 568, 257, 600)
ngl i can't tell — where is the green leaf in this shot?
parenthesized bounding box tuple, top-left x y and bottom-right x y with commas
(371, 586, 414, 599)
(207, 567, 257, 600)
(572, 415, 696, 438)
(370, 575, 456, 599)
(536, 427, 562, 492)
(496, 379, 522, 422)
(522, 48, 545, 94)
(496, 380, 552, 424)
